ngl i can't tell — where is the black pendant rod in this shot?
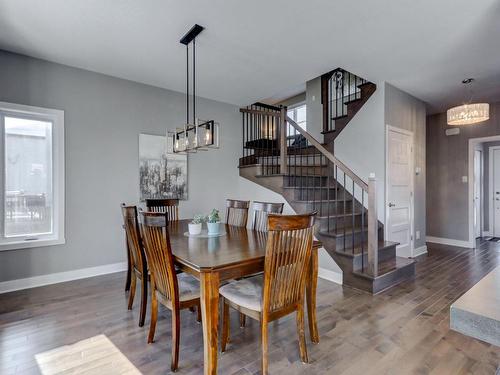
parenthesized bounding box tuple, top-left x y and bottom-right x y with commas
(186, 44, 189, 125)
(193, 38, 196, 124)
(180, 24, 204, 126)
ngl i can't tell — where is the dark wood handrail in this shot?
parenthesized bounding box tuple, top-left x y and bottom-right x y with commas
(240, 108, 281, 117)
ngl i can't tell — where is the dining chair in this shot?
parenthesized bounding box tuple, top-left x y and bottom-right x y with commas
(251, 201, 285, 231)
(121, 204, 148, 327)
(220, 212, 317, 375)
(226, 199, 250, 227)
(145, 198, 179, 222)
(139, 211, 201, 372)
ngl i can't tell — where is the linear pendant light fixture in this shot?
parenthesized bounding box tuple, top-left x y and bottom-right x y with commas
(170, 24, 219, 153)
(447, 78, 489, 126)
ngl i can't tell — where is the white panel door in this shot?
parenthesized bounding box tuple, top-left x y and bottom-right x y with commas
(494, 149, 500, 236)
(387, 128, 413, 257)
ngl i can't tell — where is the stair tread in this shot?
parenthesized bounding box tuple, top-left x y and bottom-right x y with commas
(353, 256, 415, 280)
(283, 186, 341, 190)
(318, 227, 368, 237)
(335, 240, 398, 257)
(344, 97, 362, 105)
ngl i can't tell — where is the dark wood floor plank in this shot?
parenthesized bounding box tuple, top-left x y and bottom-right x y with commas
(1, 242, 499, 374)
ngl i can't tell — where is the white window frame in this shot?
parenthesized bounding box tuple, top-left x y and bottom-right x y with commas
(0, 102, 65, 251)
(287, 102, 307, 130)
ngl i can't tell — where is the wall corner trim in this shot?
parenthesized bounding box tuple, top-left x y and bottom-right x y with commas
(426, 236, 473, 249)
(0, 261, 127, 294)
(318, 267, 343, 285)
(414, 245, 428, 257)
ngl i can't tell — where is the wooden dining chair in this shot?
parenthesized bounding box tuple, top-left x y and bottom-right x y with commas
(139, 211, 201, 372)
(220, 212, 317, 375)
(251, 201, 285, 231)
(226, 199, 250, 227)
(121, 204, 148, 327)
(145, 198, 179, 222)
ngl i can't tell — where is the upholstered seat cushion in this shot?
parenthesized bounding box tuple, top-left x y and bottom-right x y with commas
(178, 273, 200, 302)
(219, 274, 263, 312)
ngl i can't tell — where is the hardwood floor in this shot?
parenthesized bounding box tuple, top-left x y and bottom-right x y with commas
(1, 240, 500, 374)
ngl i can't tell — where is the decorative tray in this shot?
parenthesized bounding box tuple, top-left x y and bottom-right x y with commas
(183, 230, 227, 238)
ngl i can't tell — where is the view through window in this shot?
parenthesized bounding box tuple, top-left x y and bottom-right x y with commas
(4, 116, 54, 237)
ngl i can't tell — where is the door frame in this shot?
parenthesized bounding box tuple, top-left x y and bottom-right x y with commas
(468, 135, 500, 247)
(473, 149, 483, 238)
(489, 146, 500, 237)
(385, 125, 415, 258)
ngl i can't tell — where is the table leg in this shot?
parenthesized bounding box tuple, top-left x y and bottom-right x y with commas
(306, 248, 319, 343)
(200, 271, 220, 375)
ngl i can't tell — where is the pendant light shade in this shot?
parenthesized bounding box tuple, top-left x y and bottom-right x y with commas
(447, 103, 489, 125)
(446, 78, 489, 126)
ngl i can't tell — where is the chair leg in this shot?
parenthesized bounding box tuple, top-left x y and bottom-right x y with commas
(196, 302, 202, 323)
(261, 320, 269, 375)
(296, 305, 308, 364)
(125, 243, 132, 292)
(147, 289, 158, 344)
(138, 274, 148, 327)
(127, 274, 136, 310)
(239, 312, 246, 328)
(171, 309, 181, 372)
(221, 299, 230, 352)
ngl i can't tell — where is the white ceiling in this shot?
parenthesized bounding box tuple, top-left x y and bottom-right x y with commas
(1, 0, 499, 112)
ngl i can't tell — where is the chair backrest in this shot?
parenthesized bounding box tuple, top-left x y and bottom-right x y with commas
(139, 211, 179, 305)
(145, 199, 179, 222)
(251, 201, 284, 232)
(121, 204, 147, 274)
(262, 212, 316, 315)
(226, 199, 250, 227)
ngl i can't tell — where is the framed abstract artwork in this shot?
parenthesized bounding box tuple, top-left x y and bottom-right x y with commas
(139, 133, 187, 201)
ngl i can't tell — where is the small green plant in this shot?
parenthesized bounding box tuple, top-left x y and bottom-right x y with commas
(206, 209, 220, 223)
(191, 214, 206, 224)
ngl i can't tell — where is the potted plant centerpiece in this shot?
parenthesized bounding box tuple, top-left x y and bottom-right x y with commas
(206, 208, 221, 235)
(188, 214, 205, 235)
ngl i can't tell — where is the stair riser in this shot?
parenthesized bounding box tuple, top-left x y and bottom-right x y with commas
(352, 245, 396, 270)
(317, 215, 364, 231)
(291, 188, 346, 201)
(292, 201, 362, 216)
(285, 175, 338, 188)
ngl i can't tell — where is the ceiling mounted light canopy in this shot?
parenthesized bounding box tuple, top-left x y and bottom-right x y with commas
(169, 24, 219, 153)
(447, 78, 489, 126)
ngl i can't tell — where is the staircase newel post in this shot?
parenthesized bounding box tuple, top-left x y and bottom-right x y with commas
(368, 174, 378, 277)
(279, 106, 287, 174)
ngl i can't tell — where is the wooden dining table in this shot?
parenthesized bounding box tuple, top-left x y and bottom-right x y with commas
(168, 219, 321, 375)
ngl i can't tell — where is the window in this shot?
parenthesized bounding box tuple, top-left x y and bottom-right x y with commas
(0, 102, 64, 251)
(287, 103, 307, 130)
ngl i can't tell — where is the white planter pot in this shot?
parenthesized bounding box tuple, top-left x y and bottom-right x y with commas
(207, 222, 220, 234)
(188, 222, 202, 235)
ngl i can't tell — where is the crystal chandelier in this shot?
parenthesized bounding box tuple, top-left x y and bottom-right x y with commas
(447, 79, 489, 126)
(169, 24, 219, 153)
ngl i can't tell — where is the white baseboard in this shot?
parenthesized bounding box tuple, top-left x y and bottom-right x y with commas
(0, 261, 127, 294)
(413, 245, 428, 257)
(426, 236, 472, 249)
(483, 231, 492, 237)
(318, 267, 343, 285)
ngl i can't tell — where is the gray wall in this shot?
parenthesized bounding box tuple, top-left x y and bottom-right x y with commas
(384, 83, 427, 249)
(426, 101, 500, 241)
(0, 50, 290, 283)
(305, 77, 323, 140)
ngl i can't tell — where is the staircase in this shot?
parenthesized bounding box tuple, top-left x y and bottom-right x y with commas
(239, 69, 415, 294)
